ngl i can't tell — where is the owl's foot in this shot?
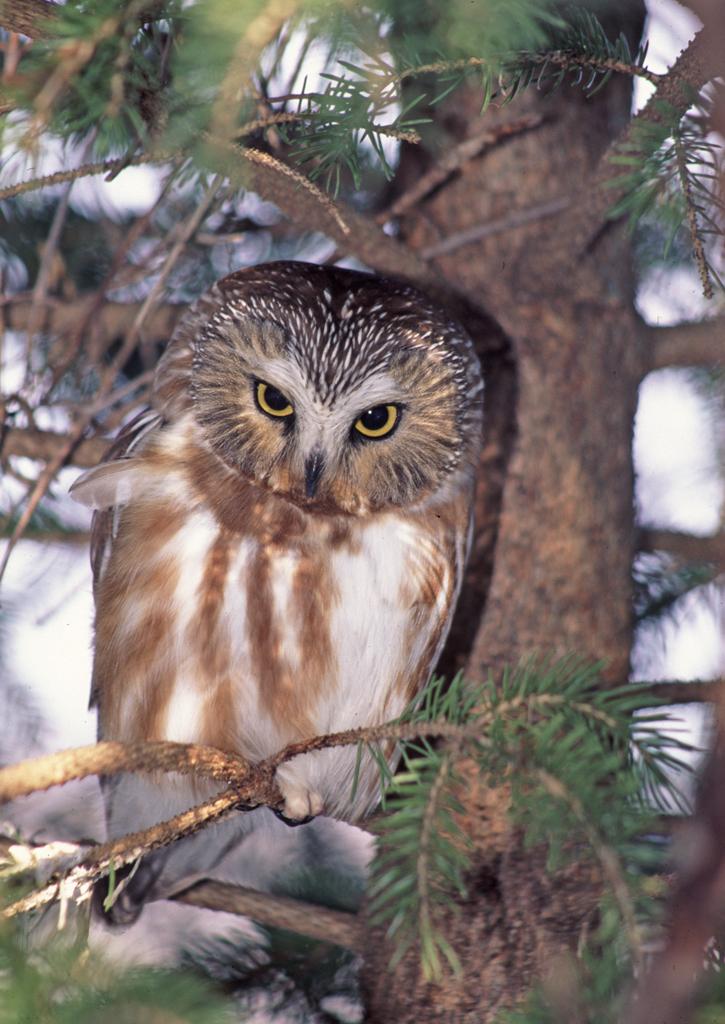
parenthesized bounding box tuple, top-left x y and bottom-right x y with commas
(276, 781, 324, 824)
(273, 808, 315, 827)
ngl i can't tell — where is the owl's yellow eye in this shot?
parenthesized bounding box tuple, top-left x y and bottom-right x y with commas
(256, 380, 294, 418)
(353, 404, 399, 439)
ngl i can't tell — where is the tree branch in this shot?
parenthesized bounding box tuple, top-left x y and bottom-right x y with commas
(203, 138, 508, 353)
(172, 879, 366, 952)
(1, 426, 108, 467)
(558, 29, 723, 271)
(376, 114, 544, 224)
(639, 528, 725, 570)
(0, 0, 56, 38)
(628, 680, 724, 707)
(641, 318, 725, 372)
(0, 740, 260, 803)
(2, 785, 251, 918)
(0, 151, 174, 202)
(2, 295, 182, 348)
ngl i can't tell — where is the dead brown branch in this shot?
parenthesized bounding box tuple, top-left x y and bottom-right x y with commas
(1, 426, 108, 467)
(0, 151, 174, 202)
(173, 879, 366, 952)
(2, 295, 182, 349)
(2, 785, 250, 918)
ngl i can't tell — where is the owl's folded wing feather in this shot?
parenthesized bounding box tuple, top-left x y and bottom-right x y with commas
(70, 409, 164, 588)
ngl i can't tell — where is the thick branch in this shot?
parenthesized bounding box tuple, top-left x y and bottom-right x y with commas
(639, 528, 725, 570)
(172, 879, 365, 952)
(207, 140, 507, 354)
(628, 679, 724, 707)
(642, 318, 725, 372)
(0, 722, 468, 805)
(2, 295, 182, 348)
(1, 426, 108, 467)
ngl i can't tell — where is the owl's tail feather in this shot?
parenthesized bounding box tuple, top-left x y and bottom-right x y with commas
(92, 854, 169, 926)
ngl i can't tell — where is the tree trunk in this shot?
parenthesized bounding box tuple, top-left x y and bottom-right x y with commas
(362, 8, 647, 1019)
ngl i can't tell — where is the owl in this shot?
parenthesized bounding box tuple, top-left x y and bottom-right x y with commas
(71, 261, 483, 918)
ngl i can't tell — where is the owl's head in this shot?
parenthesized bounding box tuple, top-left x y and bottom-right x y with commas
(156, 262, 483, 516)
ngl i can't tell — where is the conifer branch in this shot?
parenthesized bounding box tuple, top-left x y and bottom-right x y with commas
(0, 151, 175, 202)
(561, 29, 723, 283)
(674, 133, 715, 299)
(536, 769, 644, 972)
(1, 785, 250, 918)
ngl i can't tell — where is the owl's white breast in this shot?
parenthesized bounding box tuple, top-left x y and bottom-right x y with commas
(100, 436, 467, 822)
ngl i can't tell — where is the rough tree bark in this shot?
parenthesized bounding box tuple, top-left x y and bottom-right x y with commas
(362, 8, 648, 1020)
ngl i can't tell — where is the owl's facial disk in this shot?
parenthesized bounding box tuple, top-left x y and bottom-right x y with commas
(246, 359, 411, 510)
(190, 308, 477, 516)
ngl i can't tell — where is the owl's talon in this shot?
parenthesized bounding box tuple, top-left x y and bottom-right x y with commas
(277, 783, 324, 823)
(273, 808, 315, 827)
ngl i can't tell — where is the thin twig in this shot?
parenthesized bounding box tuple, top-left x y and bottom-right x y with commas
(533, 51, 664, 87)
(0, 151, 174, 202)
(0, 177, 224, 583)
(392, 52, 662, 88)
(1, 786, 249, 918)
(24, 129, 98, 378)
(674, 134, 715, 299)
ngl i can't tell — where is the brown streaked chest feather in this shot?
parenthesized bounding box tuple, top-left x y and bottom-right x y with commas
(93, 436, 469, 760)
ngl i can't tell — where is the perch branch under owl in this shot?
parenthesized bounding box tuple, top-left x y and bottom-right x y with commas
(0, 721, 476, 924)
(1, 678, 719, 920)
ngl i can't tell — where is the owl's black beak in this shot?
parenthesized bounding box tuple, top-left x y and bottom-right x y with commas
(304, 448, 325, 499)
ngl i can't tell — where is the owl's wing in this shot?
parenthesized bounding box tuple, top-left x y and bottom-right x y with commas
(70, 409, 164, 713)
(71, 409, 163, 587)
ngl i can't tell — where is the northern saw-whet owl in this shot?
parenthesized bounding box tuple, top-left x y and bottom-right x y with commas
(71, 261, 483, 919)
